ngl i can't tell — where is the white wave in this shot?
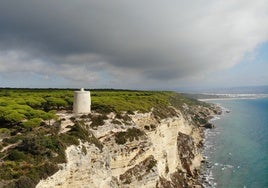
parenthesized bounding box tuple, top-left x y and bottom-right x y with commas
(209, 116, 221, 122)
(225, 164, 234, 168)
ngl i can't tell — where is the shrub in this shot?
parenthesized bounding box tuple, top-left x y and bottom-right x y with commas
(4, 112, 25, 124)
(63, 122, 103, 150)
(126, 110, 135, 115)
(15, 176, 36, 188)
(37, 162, 59, 179)
(90, 115, 107, 128)
(91, 103, 116, 113)
(0, 128, 10, 134)
(111, 119, 122, 125)
(8, 150, 27, 161)
(115, 128, 145, 145)
(0, 128, 10, 138)
(59, 134, 79, 146)
(22, 118, 42, 129)
(0, 161, 17, 180)
(17, 135, 63, 157)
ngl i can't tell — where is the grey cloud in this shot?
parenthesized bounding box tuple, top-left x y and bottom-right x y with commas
(0, 0, 268, 86)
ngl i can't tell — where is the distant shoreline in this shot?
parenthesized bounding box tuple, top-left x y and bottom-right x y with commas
(196, 93, 268, 101)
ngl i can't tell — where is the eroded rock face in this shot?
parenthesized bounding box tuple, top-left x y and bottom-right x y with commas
(156, 170, 189, 188)
(177, 132, 195, 175)
(119, 155, 157, 186)
(37, 104, 218, 188)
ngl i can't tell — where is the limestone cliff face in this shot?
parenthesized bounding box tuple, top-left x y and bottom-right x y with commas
(37, 104, 219, 188)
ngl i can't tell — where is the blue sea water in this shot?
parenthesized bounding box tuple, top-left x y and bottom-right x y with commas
(202, 97, 268, 188)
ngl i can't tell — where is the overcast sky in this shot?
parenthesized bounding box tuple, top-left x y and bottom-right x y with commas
(0, 0, 268, 90)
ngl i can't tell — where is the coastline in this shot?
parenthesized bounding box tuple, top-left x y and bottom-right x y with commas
(36, 101, 222, 188)
(0, 90, 224, 187)
(198, 93, 268, 102)
(1, 90, 266, 187)
(199, 97, 268, 187)
(199, 103, 226, 188)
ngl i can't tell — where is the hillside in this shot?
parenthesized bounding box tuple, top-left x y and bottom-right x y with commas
(0, 89, 221, 188)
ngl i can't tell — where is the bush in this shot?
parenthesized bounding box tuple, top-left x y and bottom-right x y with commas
(59, 134, 79, 146)
(115, 114, 132, 122)
(91, 103, 116, 113)
(17, 135, 63, 157)
(62, 122, 103, 150)
(111, 119, 122, 125)
(22, 118, 42, 129)
(37, 162, 59, 179)
(126, 110, 135, 115)
(90, 115, 107, 128)
(8, 150, 27, 161)
(0, 128, 10, 138)
(0, 128, 10, 134)
(115, 128, 145, 145)
(4, 112, 25, 124)
(15, 176, 36, 188)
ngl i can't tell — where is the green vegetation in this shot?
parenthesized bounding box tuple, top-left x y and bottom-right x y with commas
(0, 128, 10, 138)
(0, 89, 69, 129)
(62, 121, 103, 150)
(91, 90, 172, 113)
(0, 89, 207, 128)
(0, 121, 103, 187)
(22, 118, 42, 129)
(115, 128, 145, 145)
(0, 88, 211, 187)
(89, 114, 108, 128)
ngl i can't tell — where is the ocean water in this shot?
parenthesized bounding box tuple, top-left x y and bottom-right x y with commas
(202, 97, 268, 188)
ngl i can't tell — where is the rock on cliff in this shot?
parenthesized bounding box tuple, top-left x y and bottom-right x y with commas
(37, 103, 219, 188)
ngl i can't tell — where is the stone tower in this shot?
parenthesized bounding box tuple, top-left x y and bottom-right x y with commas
(73, 88, 91, 115)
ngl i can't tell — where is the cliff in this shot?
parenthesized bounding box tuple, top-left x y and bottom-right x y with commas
(0, 90, 221, 188)
(37, 101, 220, 187)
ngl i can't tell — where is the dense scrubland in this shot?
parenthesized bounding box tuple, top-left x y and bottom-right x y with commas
(0, 88, 209, 187)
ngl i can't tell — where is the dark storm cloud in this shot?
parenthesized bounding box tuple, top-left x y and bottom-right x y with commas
(0, 0, 268, 84)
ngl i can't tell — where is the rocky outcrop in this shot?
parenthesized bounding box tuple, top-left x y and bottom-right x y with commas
(201, 123, 214, 129)
(37, 104, 219, 188)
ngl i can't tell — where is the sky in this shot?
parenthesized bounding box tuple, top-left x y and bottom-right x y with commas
(0, 0, 268, 90)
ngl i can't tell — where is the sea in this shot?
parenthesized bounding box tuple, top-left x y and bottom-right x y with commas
(201, 96, 268, 188)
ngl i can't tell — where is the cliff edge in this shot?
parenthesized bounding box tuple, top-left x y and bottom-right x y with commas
(37, 94, 220, 188)
(0, 90, 221, 188)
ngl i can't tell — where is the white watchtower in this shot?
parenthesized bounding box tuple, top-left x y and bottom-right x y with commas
(73, 88, 91, 115)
